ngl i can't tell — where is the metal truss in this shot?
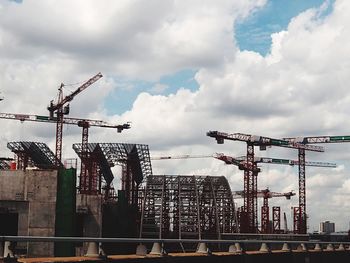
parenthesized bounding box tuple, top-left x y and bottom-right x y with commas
(261, 205, 269, 234)
(139, 175, 238, 239)
(0, 159, 10, 169)
(272, 206, 281, 233)
(73, 143, 152, 201)
(293, 206, 301, 234)
(7, 141, 61, 170)
(298, 148, 307, 234)
(241, 143, 258, 233)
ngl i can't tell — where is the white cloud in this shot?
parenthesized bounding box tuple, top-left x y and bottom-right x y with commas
(0, 0, 266, 80)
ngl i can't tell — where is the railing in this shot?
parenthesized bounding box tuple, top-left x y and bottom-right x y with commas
(2, 235, 350, 258)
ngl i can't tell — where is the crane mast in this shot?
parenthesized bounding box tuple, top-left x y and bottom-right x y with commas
(47, 73, 103, 166)
(283, 135, 350, 234)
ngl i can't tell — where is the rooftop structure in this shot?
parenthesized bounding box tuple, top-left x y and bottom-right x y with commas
(7, 142, 62, 170)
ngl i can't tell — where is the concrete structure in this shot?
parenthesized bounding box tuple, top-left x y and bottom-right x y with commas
(319, 221, 335, 234)
(0, 169, 58, 257)
(75, 194, 103, 256)
(0, 169, 104, 258)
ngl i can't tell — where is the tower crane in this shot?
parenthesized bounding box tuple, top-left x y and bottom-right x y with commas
(233, 188, 295, 233)
(214, 153, 335, 233)
(0, 112, 130, 143)
(151, 154, 214, 160)
(0, 111, 130, 194)
(282, 135, 350, 234)
(47, 72, 103, 166)
(233, 188, 295, 200)
(207, 131, 325, 233)
(216, 154, 335, 168)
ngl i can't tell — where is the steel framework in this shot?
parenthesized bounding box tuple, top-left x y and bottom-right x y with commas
(0, 158, 11, 169)
(73, 143, 152, 201)
(7, 141, 61, 170)
(139, 175, 238, 240)
(293, 207, 301, 234)
(272, 206, 281, 233)
(297, 149, 307, 234)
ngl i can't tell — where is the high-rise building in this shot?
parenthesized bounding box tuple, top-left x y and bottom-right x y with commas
(319, 221, 335, 233)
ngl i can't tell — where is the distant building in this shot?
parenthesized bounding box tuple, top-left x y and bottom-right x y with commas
(319, 221, 335, 233)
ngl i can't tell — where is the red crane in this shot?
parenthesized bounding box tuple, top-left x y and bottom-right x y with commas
(283, 135, 350, 234)
(233, 188, 295, 233)
(207, 131, 324, 233)
(0, 111, 130, 194)
(214, 153, 334, 233)
(47, 73, 103, 166)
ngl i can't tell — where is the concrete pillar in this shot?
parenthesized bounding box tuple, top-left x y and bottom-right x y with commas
(228, 244, 237, 253)
(3, 241, 14, 258)
(336, 244, 345, 251)
(85, 242, 99, 257)
(326, 244, 334, 251)
(296, 243, 307, 251)
(196, 242, 209, 254)
(235, 243, 243, 253)
(136, 244, 147, 256)
(150, 242, 166, 256)
(259, 243, 270, 253)
(281, 243, 291, 252)
(314, 243, 322, 251)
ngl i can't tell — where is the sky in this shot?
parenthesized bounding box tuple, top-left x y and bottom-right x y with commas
(1, 0, 350, 232)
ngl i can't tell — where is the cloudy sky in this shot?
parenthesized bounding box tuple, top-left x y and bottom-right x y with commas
(1, 0, 350, 232)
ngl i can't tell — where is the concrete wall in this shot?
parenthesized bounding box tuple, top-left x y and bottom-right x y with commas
(0, 169, 58, 257)
(76, 194, 103, 256)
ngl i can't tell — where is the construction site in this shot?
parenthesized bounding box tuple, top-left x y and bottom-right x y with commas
(1, 73, 350, 260)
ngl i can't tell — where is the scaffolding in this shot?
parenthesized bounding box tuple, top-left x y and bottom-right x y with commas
(139, 175, 238, 240)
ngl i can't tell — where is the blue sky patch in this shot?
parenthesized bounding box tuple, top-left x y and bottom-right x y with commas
(235, 0, 335, 56)
(105, 69, 198, 114)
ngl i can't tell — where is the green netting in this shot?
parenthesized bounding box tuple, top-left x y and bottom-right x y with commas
(54, 168, 76, 256)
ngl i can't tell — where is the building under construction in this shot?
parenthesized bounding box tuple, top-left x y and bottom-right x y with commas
(0, 141, 152, 257)
(0, 133, 341, 257)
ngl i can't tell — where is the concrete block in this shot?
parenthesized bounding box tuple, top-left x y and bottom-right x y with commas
(0, 171, 25, 200)
(27, 228, 55, 257)
(28, 202, 56, 228)
(136, 244, 147, 256)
